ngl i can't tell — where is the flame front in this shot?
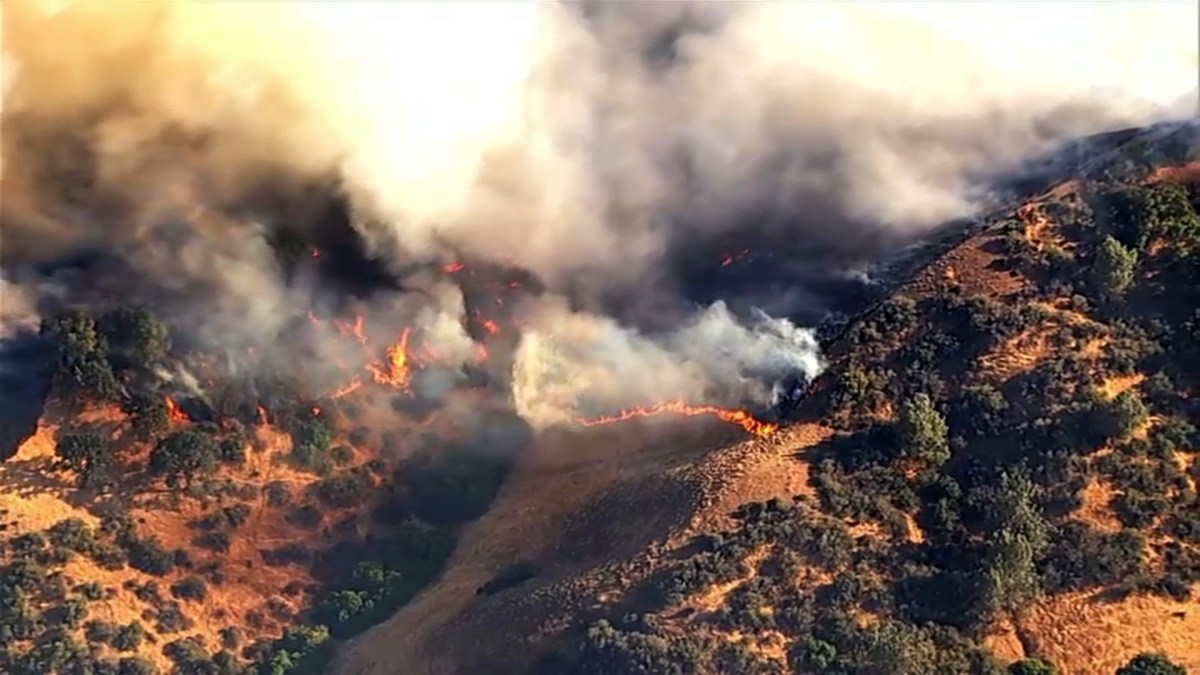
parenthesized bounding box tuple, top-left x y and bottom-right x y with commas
(164, 396, 188, 423)
(368, 328, 414, 389)
(330, 376, 363, 399)
(577, 401, 778, 437)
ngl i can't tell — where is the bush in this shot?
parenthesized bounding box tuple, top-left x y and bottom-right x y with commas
(53, 429, 112, 487)
(1094, 235, 1138, 296)
(123, 393, 170, 442)
(313, 473, 368, 509)
(123, 535, 175, 576)
(116, 656, 157, 675)
(149, 429, 217, 489)
(84, 620, 119, 645)
(1009, 657, 1058, 675)
(290, 417, 334, 472)
(170, 575, 208, 601)
(1116, 652, 1186, 675)
(111, 622, 146, 652)
(47, 518, 99, 553)
(154, 602, 192, 633)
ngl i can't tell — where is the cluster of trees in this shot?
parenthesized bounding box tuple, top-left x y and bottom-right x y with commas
(40, 305, 171, 404)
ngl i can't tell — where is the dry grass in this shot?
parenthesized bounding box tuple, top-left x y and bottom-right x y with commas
(903, 230, 1027, 303)
(1019, 586, 1200, 675)
(1098, 373, 1146, 400)
(978, 326, 1055, 381)
(1074, 479, 1123, 534)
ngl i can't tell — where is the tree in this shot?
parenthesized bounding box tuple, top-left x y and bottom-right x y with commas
(1010, 658, 1058, 675)
(977, 472, 1049, 622)
(100, 306, 170, 366)
(1105, 390, 1149, 439)
(62, 353, 120, 401)
(149, 429, 217, 488)
(899, 393, 951, 471)
(41, 308, 105, 367)
(170, 576, 208, 601)
(117, 655, 158, 675)
(41, 308, 120, 401)
(54, 429, 112, 487)
(1095, 235, 1138, 297)
(1116, 652, 1186, 675)
(123, 393, 169, 442)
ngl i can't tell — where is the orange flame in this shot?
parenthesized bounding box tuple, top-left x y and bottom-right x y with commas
(164, 396, 188, 423)
(481, 318, 501, 335)
(443, 261, 464, 274)
(577, 401, 777, 437)
(369, 328, 413, 389)
(256, 405, 269, 428)
(330, 377, 363, 399)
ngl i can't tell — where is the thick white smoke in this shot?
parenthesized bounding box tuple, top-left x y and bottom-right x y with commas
(2, 0, 1197, 427)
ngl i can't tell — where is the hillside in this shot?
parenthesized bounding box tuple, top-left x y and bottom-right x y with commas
(2, 122, 1199, 675)
(336, 124, 1200, 675)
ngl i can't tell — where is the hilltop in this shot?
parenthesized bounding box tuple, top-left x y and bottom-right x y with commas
(1, 121, 1198, 675)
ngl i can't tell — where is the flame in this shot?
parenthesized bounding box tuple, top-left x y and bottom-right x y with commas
(720, 249, 752, 268)
(334, 315, 369, 345)
(577, 401, 778, 438)
(481, 318, 501, 335)
(308, 310, 322, 326)
(369, 328, 413, 389)
(164, 396, 189, 423)
(330, 376, 363, 399)
(443, 261, 464, 274)
(256, 405, 269, 427)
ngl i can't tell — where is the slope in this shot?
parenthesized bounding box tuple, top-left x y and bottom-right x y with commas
(335, 123, 1200, 675)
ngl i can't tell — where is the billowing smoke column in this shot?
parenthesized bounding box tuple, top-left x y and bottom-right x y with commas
(1, 1, 1197, 432)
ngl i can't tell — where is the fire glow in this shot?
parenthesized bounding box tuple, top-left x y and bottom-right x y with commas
(306, 262, 784, 439)
(164, 396, 189, 423)
(576, 401, 778, 438)
(368, 327, 414, 389)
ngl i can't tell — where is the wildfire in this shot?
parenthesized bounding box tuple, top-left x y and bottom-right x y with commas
(164, 396, 189, 423)
(334, 315, 369, 346)
(368, 328, 414, 389)
(256, 405, 269, 428)
(577, 401, 778, 438)
(720, 248, 752, 268)
(330, 376, 363, 399)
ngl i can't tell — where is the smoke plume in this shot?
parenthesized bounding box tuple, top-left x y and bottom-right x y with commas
(2, 0, 1196, 428)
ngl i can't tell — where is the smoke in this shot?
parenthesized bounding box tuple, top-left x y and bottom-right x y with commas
(2, 0, 1197, 428)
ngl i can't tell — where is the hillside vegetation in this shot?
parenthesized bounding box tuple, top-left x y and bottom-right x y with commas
(0, 303, 516, 674)
(517, 126, 1200, 675)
